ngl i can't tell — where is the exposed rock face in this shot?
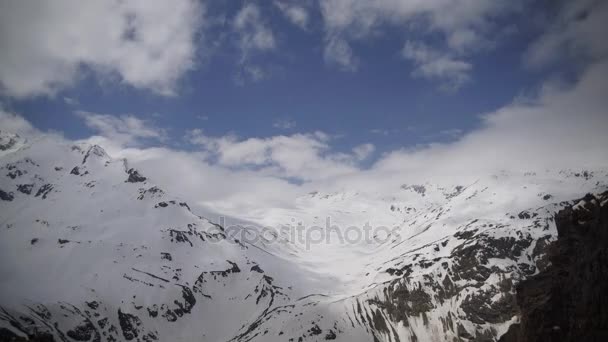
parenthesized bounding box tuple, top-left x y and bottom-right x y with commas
(126, 168, 147, 183)
(0, 131, 21, 152)
(0, 189, 13, 201)
(81, 145, 109, 165)
(0, 328, 55, 341)
(500, 192, 608, 342)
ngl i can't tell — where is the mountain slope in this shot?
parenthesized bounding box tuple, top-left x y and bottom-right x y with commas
(226, 172, 607, 342)
(0, 132, 299, 341)
(1, 130, 607, 341)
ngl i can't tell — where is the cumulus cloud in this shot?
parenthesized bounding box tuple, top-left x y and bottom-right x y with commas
(275, 1, 309, 30)
(0, 0, 204, 98)
(76, 111, 167, 146)
(401, 40, 472, 90)
(323, 36, 359, 71)
(233, 3, 276, 55)
(185, 129, 372, 181)
(319, 0, 514, 47)
(232, 3, 276, 83)
(112, 146, 304, 219)
(63, 97, 78, 106)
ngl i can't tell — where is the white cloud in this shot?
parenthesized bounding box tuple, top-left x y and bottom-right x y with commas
(185, 129, 368, 181)
(525, 0, 608, 68)
(63, 97, 79, 106)
(275, 1, 309, 30)
(76, 111, 167, 146)
(402, 40, 472, 90)
(445, 28, 480, 52)
(319, 0, 514, 45)
(110, 145, 304, 217)
(369, 60, 608, 185)
(0, 109, 39, 137)
(318, 0, 517, 78)
(352, 143, 375, 161)
(0, 0, 204, 98)
(273, 118, 297, 130)
(232, 3, 276, 83)
(233, 4, 276, 57)
(324, 36, 359, 71)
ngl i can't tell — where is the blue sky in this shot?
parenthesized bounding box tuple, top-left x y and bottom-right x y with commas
(0, 1, 565, 159)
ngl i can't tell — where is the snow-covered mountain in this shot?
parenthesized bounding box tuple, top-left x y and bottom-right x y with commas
(1, 129, 607, 342)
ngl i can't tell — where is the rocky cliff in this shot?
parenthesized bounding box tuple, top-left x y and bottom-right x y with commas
(500, 192, 608, 341)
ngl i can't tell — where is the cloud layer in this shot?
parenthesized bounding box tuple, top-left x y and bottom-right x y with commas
(525, 0, 608, 68)
(0, 0, 203, 98)
(76, 111, 167, 146)
(370, 61, 608, 183)
(185, 129, 372, 181)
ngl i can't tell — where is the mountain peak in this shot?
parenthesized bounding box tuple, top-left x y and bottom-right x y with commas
(82, 144, 109, 165)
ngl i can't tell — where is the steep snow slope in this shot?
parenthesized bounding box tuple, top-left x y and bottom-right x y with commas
(1, 130, 607, 341)
(0, 132, 305, 341)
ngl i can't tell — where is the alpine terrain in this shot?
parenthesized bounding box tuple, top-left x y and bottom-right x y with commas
(1, 129, 607, 342)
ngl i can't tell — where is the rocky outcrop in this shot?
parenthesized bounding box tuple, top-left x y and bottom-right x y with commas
(126, 168, 147, 183)
(81, 145, 109, 164)
(500, 192, 608, 342)
(0, 189, 13, 201)
(0, 131, 20, 151)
